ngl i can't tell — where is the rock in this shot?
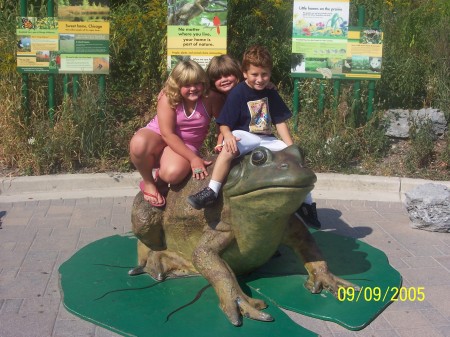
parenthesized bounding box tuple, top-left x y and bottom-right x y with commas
(404, 183, 450, 232)
(413, 108, 448, 136)
(384, 108, 448, 139)
(385, 109, 410, 138)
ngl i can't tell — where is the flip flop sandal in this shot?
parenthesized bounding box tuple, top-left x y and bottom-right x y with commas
(139, 181, 166, 208)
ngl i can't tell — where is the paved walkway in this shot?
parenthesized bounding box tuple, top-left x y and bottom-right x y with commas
(0, 174, 449, 337)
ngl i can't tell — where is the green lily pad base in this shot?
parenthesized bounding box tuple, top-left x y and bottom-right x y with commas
(245, 230, 402, 330)
(59, 231, 401, 336)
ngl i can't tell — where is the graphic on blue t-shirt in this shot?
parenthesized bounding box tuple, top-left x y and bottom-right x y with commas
(248, 97, 272, 134)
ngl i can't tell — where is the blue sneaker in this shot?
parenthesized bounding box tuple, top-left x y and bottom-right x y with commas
(187, 187, 217, 210)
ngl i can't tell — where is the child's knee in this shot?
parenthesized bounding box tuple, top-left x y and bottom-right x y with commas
(129, 135, 147, 157)
(219, 148, 237, 161)
(160, 165, 188, 184)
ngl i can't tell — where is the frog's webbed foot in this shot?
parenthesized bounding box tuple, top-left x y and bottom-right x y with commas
(128, 252, 166, 280)
(305, 261, 360, 296)
(128, 265, 146, 276)
(220, 291, 273, 326)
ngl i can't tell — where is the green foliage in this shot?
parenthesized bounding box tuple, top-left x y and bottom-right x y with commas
(440, 141, 450, 170)
(378, 0, 450, 110)
(0, 1, 17, 75)
(405, 120, 436, 172)
(109, 0, 167, 121)
(0, 75, 134, 175)
(0, 0, 448, 180)
(295, 101, 361, 172)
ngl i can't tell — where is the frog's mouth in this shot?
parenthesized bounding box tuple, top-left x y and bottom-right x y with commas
(228, 185, 314, 214)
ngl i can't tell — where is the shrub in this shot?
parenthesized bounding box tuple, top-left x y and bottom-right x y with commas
(405, 120, 436, 172)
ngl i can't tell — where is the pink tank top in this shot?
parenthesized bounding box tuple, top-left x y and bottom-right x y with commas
(146, 98, 210, 152)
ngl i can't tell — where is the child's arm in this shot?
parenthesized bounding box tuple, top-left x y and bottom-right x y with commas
(158, 93, 211, 176)
(275, 122, 294, 146)
(220, 125, 240, 154)
(214, 131, 224, 153)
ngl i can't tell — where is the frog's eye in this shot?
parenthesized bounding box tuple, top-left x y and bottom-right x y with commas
(251, 149, 268, 165)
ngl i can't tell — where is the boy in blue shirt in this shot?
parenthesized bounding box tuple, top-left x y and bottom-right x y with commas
(188, 45, 321, 228)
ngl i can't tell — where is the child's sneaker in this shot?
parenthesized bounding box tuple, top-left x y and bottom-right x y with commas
(187, 187, 217, 210)
(295, 202, 321, 229)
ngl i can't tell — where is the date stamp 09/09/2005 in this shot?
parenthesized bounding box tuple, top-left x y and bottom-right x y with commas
(337, 286, 425, 302)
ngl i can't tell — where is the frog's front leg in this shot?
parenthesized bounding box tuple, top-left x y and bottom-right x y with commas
(192, 223, 272, 326)
(284, 215, 359, 296)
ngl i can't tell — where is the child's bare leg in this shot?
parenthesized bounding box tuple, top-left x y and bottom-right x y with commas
(211, 147, 237, 183)
(129, 128, 166, 204)
(187, 149, 237, 209)
(158, 146, 191, 184)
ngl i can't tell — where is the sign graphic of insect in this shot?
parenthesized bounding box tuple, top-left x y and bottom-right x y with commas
(22, 17, 34, 29)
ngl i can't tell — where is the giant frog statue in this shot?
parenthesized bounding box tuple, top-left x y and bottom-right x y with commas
(130, 145, 357, 326)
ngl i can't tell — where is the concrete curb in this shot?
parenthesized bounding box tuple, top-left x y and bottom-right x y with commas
(314, 173, 450, 202)
(1, 172, 449, 203)
(0, 172, 141, 202)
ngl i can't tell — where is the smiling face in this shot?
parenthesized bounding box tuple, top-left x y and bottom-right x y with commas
(243, 64, 271, 91)
(214, 74, 239, 94)
(180, 82, 204, 103)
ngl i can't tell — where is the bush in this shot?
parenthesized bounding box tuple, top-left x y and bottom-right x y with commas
(0, 75, 134, 175)
(405, 120, 436, 173)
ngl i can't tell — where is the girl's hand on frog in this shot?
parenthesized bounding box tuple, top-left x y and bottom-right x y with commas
(191, 158, 212, 180)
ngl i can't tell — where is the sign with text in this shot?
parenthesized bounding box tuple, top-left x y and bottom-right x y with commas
(57, 0, 110, 74)
(16, 1, 110, 74)
(291, 0, 383, 80)
(167, 0, 228, 70)
(57, 21, 110, 74)
(16, 17, 59, 73)
(343, 27, 383, 79)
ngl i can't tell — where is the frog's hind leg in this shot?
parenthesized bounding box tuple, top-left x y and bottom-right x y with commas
(131, 192, 198, 279)
(129, 239, 198, 280)
(192, 225, 273, 326)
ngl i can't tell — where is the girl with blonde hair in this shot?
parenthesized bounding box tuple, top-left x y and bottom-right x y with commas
(129, 60, 221, 207)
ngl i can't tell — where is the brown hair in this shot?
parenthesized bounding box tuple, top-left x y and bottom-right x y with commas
(163, 60, 209, 107)
(206, 55, 243, 91)
(241, 45, 273, 72)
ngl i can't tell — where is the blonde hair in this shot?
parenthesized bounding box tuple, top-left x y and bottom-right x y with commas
(206, 55, 243, 91)
(164, 60, 209, 107)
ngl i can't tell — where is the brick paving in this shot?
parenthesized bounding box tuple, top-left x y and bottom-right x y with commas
(0, 196, 449, 337)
